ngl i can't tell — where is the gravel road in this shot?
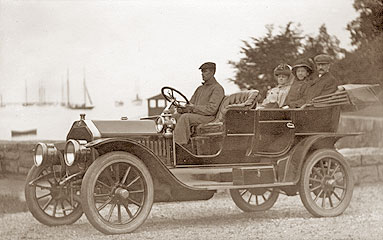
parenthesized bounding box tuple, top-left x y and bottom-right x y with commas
(0, 183, 382, 240)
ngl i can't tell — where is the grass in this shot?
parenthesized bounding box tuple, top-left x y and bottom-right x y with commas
(0, 194, 28, 214)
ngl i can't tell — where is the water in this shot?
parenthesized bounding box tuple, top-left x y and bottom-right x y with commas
(0, 101, 148, 141)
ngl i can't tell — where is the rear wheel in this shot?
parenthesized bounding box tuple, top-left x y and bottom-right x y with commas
(24, 165, 83, 225)
(230, 188, 279, 212)
(299, 149, 354, 217)
(81, 151, 154, 235)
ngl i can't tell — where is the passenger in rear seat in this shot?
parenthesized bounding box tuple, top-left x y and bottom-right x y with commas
(173, 62, 225, 147)
(258, 63, 293, 109)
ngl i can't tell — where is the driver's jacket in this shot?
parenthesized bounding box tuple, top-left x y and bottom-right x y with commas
(189, 77, 225, 116)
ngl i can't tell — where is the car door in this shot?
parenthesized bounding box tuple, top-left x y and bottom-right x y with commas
(248, 109, 296, 156)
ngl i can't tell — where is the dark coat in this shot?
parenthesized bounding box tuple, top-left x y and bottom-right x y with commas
(303, 72, 339, 103)
(284, 78, 307, 108)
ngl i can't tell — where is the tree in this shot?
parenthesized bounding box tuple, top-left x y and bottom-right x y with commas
(228, 22, 303, 97)
(229, 23, 345, 97)
(347, 0, 383, 47)
(333, 0, 383, 85)
(302, 25, 346, 60)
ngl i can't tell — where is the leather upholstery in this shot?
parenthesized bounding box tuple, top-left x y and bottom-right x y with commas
(195, 90, 259, 135)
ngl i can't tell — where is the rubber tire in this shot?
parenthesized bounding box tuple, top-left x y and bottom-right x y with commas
(299, 149, 354, 217)
(24, 165, 83, 226)
(81, 151, 154, 235)
(230, 188, 279, 212)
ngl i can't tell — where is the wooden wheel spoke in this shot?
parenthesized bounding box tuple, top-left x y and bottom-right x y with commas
(310, 185, 322, 192)
(121, 166, 131, 184)
(312, 167, 324, 179)
(309, 177, 322, 183)
(52, 200, 58, 216)
(240, 189, 248, 196)
(334, 184, 346, 190)
(107, 203, 117, 221)
(97, 197, 112, 211)
(37, 192, 51, 200)
(327, 159, 332, 175)
(247, 193, 252, 203)
(42, 196, 53, 210)
(127, 197, 142, 207)
(321, 191, 326, 208)
(94, 193, 111, 198)
(320, 160, 326, 175)
(122, 202, 134, 218)
(129, 189, 144, 194)
(96, 180, 112, 190)
(314, 189, 323, 202)
(333, 191, 342, 201)
(35, 184, 51, 190)
(328, 194, 334, 208)
(105, 167, 116, 185)
(114, 164, 120, 183)
(60, 200, 68, 216)
(262, 194, 267, 201)
(126, 176, 141, 188)
(255, 195, 259, 205)
(117, 204, 122, 223)
(330, 164, 340, 178)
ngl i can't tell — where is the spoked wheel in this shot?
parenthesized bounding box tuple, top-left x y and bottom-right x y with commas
(299, 149, 354, 217)
(81, 151, 154, 235)
(24, 165, 83, 225)
(230, 188, 279, 212)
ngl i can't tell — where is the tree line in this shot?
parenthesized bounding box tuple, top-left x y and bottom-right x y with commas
(229, 0, 383, 98)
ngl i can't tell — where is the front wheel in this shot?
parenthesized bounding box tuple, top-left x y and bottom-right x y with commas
(230, 188, 279, 212)
(81, 152, 154, 235)
(299, 149, 354, 217)
(24, 165, 83, 226)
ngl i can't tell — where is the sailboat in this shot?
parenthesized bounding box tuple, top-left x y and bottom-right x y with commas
(22, 79, 34, 106)
(132, 93, 143, 106)
(0, 94, 4, 107)
(66, 68, 94, 110)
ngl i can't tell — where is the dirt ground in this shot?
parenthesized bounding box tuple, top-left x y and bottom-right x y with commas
(0, 173, 382, 240)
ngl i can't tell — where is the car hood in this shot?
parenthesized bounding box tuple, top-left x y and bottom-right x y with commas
(66, 119, 158, 141)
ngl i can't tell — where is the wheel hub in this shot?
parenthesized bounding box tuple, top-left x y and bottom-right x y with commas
(322, 176, 335, 194)
(115, 188, 130, 199)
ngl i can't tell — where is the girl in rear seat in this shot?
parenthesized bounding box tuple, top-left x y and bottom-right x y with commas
(258, 63, 293, 109)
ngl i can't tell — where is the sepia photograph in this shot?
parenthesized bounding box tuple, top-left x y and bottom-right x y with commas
(0, 0, 382, 239)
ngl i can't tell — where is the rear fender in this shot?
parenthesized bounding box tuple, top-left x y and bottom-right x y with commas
(284, 133, 360, 183)
(86, 138, 215, 202)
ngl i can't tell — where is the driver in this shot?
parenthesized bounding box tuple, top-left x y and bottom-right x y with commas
(173, 62, 225, 147)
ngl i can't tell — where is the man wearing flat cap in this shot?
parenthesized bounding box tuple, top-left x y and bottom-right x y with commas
(302, 54, 339, 104)
(173, 62, 225, 147)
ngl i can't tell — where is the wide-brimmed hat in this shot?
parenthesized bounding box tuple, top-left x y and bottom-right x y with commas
(274, 63, 291, 76)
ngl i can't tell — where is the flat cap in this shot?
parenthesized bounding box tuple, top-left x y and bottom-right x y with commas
(199, 62, 216, 70)
(314, 54, 332, 64)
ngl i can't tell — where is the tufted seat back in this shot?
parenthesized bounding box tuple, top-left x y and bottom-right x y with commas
(212, 90, 259, 123)
(194, 90, 259, 135)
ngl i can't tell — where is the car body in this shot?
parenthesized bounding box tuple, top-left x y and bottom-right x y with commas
(24, 84, 381, 235)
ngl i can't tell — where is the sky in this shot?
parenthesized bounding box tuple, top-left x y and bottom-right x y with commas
(0, 0, 358, 106)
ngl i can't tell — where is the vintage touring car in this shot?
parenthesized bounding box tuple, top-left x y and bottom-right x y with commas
(25, 84, 381, 234)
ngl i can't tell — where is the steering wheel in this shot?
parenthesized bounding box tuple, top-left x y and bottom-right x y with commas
(161, 86, 190, 107)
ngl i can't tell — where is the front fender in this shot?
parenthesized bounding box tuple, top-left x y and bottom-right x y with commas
(284, 133, 361, 183)
(85, 138, 215, 202)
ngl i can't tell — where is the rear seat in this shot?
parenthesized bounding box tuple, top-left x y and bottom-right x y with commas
(194, 90, 259, 135)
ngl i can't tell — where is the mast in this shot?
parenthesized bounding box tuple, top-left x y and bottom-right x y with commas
(83, 68, 86, 106)
(66, 68, 70, 107)
(25, 79, 28, 105)
(83, 67, 93, 106)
